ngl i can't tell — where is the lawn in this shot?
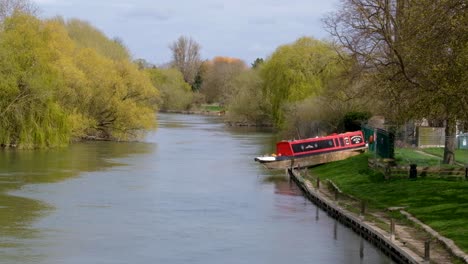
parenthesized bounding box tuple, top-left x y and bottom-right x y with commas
(308, 153, 468, 252)
(200, 104, 224, 112)
(421, 148, 468, 165)
(394, 148, 444, 167)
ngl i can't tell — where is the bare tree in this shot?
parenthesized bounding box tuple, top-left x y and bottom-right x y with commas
(169, 36, 202, 87)
(324, 0, 467, 164)
(0, 0, 37, 21)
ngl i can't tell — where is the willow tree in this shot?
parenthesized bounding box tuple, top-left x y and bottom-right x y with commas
(65, 19, 130, 61)
(146, 68, 192, 111)
(0, 13, 69, 148)
(325, 0, 467, 164)
(261, 37, 343, 128)
(0, 0, 37, 21)
(46, 18, 159, 141)
(225, 69, 270, 126)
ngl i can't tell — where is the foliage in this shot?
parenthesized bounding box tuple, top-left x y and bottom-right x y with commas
(200, 56, 247, 104)
(147, 68, 192, 111)
(251, 58, 264, 68)
(225, 69, 271, 126)
(325, 0, 468, 164)
(309, 153, 468, 252)
(0, 12, 160, 148)
(64, 18, 130, 61)
(0, 0, 37, 22)
(260, 37, 343, 128)
(134, 58, 156, 70)
(342, 111, 371, 131)
(0, 13, 69, 148)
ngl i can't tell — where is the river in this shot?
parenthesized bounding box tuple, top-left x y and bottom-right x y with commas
(0, 113, 394, 264)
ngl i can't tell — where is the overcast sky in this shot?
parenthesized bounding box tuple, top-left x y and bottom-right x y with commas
(32, 0, 340, 65)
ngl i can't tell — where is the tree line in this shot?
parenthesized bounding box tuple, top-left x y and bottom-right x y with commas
(161, 0, 466, 164)
(0, 3, 159, 148)
(1, 0, 466, 165)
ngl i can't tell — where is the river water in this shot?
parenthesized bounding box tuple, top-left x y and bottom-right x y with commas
(0, 113, 394, 264)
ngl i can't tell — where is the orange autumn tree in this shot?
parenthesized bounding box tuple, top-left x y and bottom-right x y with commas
(200, 56, 247, 104)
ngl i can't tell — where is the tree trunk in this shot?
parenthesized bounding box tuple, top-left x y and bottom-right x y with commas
(443, 118, 456, 164)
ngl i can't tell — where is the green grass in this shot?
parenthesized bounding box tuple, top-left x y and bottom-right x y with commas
(394, 148, 444, 167)
(308, 153, 468, 252)
(422, 148, 468, 165)
(200, 104, 224, 112)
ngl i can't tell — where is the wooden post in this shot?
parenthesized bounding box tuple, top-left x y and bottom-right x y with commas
(424, 240, 430, 262)
(316, 177, 320, 190)
(334, 187, 338, 201)
(384, 163, 391, 180)
(390, 219, 395, 241)
(360, 200, 366, 218)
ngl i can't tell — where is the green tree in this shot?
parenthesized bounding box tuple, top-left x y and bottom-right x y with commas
(0, 0, 37, 21)
(261, 37, 342, 128)
(65, 19, 130, 61)
(47, 18, 159, 141)
(225, 69, 270, 126)
(325, 0, 468, 164)
(147, 68, 193, 111)
(0, 13, 69, 148)
(251, 58, 264, 68)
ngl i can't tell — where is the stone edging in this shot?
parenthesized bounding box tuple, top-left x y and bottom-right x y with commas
(400, 211, 468, 263)
(288, 168, 422, 263)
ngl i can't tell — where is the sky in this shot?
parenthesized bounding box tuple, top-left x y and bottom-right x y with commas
(32, 0, 340, 65)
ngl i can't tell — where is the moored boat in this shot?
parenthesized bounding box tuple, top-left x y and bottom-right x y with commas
(255, 131, 367, 169)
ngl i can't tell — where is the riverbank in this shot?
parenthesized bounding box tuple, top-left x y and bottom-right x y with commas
(304, 153, 468, 263)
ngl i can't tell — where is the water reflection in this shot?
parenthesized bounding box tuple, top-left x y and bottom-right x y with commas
(0, 142, 155, 261)
(0, 114, 394, 264)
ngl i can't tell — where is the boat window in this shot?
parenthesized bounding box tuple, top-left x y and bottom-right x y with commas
(334, 138, 339, 146)
(339, 137, 345, 146)
(292, 139, 336, 153)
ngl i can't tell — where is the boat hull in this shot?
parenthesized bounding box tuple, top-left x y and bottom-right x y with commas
(255, 147, 366, 169)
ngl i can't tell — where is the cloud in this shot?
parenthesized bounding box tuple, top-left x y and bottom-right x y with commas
(247, 17, 277, 26)
(123, 8, 173, 22)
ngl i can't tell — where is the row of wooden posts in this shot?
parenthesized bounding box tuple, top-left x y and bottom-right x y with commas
(313, 175, 432, 262)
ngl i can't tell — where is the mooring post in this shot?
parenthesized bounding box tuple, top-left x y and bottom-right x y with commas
(316, 177, 320, 191)
(390, 219, 395, 241)
(424, 240, 430, 262)
(360, 200, 366, 219)
(409, 164, 417, 179)
(334, 187, 339, 201)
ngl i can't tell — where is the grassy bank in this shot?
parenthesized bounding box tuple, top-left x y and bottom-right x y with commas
(421, 148, 468, 165)
(307, 153, 468, 252)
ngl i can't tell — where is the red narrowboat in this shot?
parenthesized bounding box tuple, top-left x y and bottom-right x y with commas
(255, 131, 367, 169)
